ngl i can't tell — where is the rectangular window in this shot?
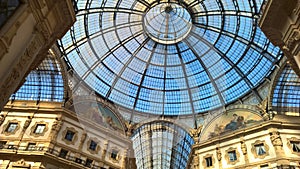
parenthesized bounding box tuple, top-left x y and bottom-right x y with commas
(111, 150, 119, 160)
(26, 143, 36, 151)
(8, 145, 14, 149)
(85, 158, 93, 167)
(89, 140, 97, 151)
(260, 164, 269, 168)
(65, 130, 75, 141)
(0, 141, 7, 149)
(255, 144, 266, 155)
(75, 158, 82, 164)
(205, 157, 213, 167)
(34, 124, 46, 134)
(5, 123, 18, 133)
(291, 141, 300, 152)
(59, 149, 68, 158)
(228, 151, 237, 161)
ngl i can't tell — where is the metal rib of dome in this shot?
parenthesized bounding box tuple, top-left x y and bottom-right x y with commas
(10, 55, 65, 102)
(59, 0, 282, 115)
(131, 121, 194, 169)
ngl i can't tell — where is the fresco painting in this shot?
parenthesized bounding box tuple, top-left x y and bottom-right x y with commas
(74, 102, 123, 131)
(201, 110, 263, 141)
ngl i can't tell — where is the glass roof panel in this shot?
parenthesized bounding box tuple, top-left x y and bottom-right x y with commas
(132, 121, 194, 169)
(272, 65, 300, 113)
(10, 56, 64, 102)
(59, 0, 282, 115)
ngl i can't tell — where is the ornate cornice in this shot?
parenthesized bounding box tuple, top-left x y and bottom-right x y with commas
(260, 0, 300, 76)
(0, 0, 75, 110)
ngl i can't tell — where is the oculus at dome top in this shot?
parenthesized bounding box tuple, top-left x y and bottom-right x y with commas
(59, 0, 282, 115)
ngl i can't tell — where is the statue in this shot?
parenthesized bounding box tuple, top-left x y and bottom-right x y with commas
(79, 132, 87, 149)
(0, 114, 5, 126)
(190, 125, 203, 143)
(216, 148, 222, 161)
(51, 118, 63, 140)
(270, 131, 283, 147)
(23, 118, 32, 131)
(241, 141, 247, 155)
(193, 155, 199, 169)
(125, 121, 135, 137)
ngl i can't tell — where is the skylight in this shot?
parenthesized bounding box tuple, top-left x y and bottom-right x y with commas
(59, 0, 282, 115)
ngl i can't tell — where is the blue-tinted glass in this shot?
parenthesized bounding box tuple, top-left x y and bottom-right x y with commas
(272, 65, 300, 114)
(10, 56, 64, 102)
(59, 0, 283, 115)
(132, 121, 194, 169)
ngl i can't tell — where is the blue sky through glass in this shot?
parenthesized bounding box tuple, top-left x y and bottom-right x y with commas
(59, 0, 282, 115)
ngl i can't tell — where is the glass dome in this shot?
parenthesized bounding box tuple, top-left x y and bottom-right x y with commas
(59, 0, 282, 115)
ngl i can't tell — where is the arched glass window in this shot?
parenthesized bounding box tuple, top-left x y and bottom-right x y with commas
(272, 65, 300, 115)
(131, 121, 194, 169)
(10, 56, 65, 102)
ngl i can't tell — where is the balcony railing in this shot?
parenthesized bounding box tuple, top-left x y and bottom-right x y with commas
(0, 144, 106, 169)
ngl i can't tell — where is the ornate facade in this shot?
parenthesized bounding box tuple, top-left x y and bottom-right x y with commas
(0, 101, 135, 169)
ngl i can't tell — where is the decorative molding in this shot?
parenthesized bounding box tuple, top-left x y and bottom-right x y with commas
(216, 147, 221, 161)
(224, 147, 240, 165)
(258, 98, 271, 121)
(0, 114, 6, 126)
(86, 137, 101, 155)
(283, 29, 300, 53)
(0, 39, 8, 60)
(30, 121, 49, 137)
(0, 32, 44, 109)
(190, 125, 203, 144)
(270, 131, 283, 149)
(287, 137, 300, 155)
(240, 140, 247, 155)
(192, 154, 199, 169)
(202, 154, 215, 169)
(124, 121, 136, 137)
(22, 118, 32, 132)
(1, 119, 21, 136)
(102, 141, 109, 160)
(0, 0, 75, 110)
(251, 140, 270, 159)
(79, 132, 87, 150)
(61, 126, 78, 145)
(12, 159, 30, 168)
(109, 147, 121, 163)
(50, 118, 63, 140)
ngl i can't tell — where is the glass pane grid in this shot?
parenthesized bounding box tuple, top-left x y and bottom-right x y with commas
(59, 0, 283, 115)
(10, 56, 64, 102)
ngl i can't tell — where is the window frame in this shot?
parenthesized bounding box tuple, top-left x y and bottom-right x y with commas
(87, 138, 100, 154)
(0, 141, 7, 149)
(202, 154, 214, 168)
(58, 149, 68, 159)
(26, 143, 36, 151)
(225, 147, 240, 165)
(1, 120, 20, 135)
(62, 127, 78, 145)
(109, 148, 120, 162)
(287, 137, 300, 155)
(30, 121, 49, 137)
(65, 130, 75, 141)
(85, 158, 93, 167)
(251, 140, 269, 159)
